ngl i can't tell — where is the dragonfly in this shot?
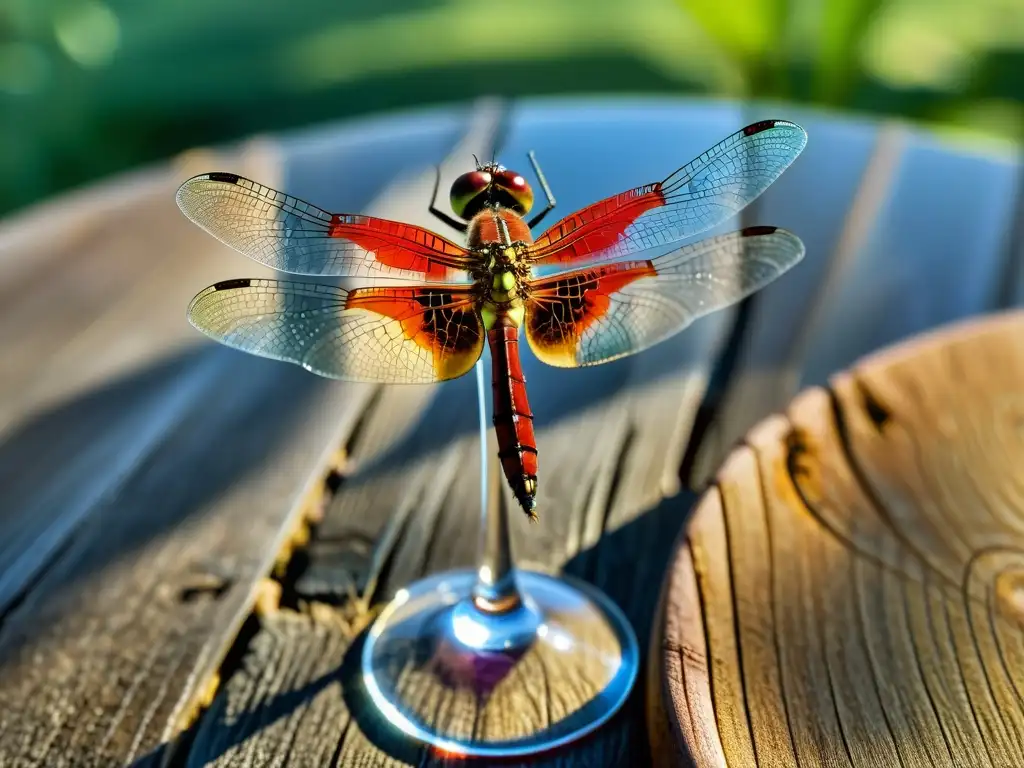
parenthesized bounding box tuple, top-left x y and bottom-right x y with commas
(178, 119, 807, 521)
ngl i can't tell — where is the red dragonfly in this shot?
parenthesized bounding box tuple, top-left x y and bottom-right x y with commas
(178, 119, 807, 521)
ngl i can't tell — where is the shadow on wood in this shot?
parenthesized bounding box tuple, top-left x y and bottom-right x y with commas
(0, 344, 349, 764)
(181, 487, 697, 767)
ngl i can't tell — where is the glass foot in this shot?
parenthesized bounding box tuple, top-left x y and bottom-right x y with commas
(361, 568, 639, 757)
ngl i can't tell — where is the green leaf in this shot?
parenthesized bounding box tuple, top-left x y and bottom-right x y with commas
(674, 0, 792, 93)
(813, 0, 886, 104)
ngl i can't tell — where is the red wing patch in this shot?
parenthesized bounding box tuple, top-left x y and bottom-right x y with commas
(528, 184, 665, 266)
(524, 225, 807, 369)
(329, 215, 471, 280)
(186, 279, 484, 383)
(525, 261, 656, 367)
(345, 286, 483, 380)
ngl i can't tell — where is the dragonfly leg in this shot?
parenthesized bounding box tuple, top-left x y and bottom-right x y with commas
(526, 150, 557, 229)
(428, 164, 469, 233)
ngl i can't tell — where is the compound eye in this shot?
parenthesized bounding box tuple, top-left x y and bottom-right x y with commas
(494, 170, 534, 215)
(449, 171, 491, 217)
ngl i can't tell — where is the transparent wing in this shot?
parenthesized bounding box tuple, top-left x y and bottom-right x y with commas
(188, 278, 483, 383)
(527, 120, 807, 267)
(525, 226, 805, 367)
(177, 173, 477, 282)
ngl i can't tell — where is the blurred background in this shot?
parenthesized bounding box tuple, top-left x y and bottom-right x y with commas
(1, 0, 1021, 218)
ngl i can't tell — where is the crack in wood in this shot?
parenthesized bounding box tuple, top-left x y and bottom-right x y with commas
(853, 378, 892, 432)
(179, 574, 234, 604)
(327, 718, 352, 768)
(163, 431, 356, 767)
(160, 614, 260, 768)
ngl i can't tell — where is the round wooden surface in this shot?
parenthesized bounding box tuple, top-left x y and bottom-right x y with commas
(651, 310, 1024, 768)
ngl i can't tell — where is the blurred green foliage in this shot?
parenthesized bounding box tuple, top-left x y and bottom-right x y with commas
(1, 0, 1021, 217)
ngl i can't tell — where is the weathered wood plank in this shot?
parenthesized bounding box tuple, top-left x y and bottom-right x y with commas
(0, 106, 483, 766)
(185, 604, 357, 768)
(0, 139, 281, 619)
(656, 310, 1024, 766)
(0, 354, 367, 767)
(799, 133, 1021, 387)
(187, 99, 748, 766)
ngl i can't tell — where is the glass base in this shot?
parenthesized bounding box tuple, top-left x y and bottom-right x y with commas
(361, 568, 639, 758)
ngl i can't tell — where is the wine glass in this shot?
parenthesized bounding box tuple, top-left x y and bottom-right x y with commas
(361, 358, 638, 757)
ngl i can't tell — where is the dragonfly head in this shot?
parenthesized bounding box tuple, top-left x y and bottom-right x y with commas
(450, 162, 534, 219)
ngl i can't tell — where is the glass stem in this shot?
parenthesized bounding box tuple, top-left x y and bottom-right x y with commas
(471, 357, 521, 613)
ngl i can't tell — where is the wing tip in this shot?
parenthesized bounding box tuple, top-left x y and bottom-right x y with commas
(186, 278, 255, 324)
(175, 171, 239, 223)
(740, 225, 778, 237)
(744, 119, 778, 136)
(739, 225, 801, 241)
(738, 225, 806, 263)
(175, 171, 244, 206)
(742, 119, 808, 155)
(206, 171, 241, 184)
(211, 278, 253, 291)
(743, 118, 805, 136)
(178, 170, 242, 187)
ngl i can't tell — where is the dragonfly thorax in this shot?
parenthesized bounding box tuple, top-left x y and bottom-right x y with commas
(479, 250, 527, 330)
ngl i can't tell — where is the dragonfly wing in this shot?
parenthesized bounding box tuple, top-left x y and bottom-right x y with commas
(524, 226, 805, 367)
(177, 173, 477, 282)
(528, 120, 807, 267)
(188, 278, 483, 383)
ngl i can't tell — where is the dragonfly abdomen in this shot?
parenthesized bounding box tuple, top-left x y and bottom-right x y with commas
(488, 320, 538, 520)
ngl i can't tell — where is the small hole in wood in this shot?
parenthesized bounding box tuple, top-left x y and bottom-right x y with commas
(325, 468, 344, 493)
(179, 574, 233, 603)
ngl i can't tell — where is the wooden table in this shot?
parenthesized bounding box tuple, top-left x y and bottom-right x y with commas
(0, 97, 1019, 767)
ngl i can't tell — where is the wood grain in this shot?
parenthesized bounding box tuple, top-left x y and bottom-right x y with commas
(655, 310, 1024, 767)
(0, 106, 479, 766)
(0, 139, 282, 617)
